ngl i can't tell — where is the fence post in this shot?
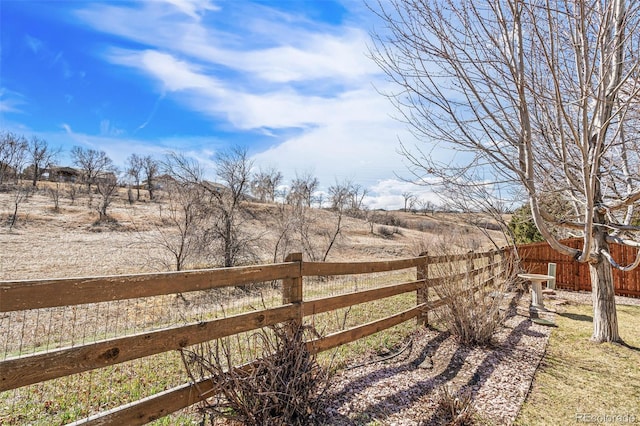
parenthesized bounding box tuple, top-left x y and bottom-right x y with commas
(547, 263, 557, 290)
(283, 253, 303, 325)
(466, 251, 474, 283)
(488, 251, 496, 287)
(417, 252, 429, 326)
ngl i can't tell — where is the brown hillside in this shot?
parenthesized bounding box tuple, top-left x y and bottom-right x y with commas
(0, 185, 507, 280)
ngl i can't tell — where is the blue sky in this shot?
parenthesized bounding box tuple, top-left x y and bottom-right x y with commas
(1, 0, 440, 209)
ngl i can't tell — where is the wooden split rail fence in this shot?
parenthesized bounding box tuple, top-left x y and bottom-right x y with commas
(0, 250, 505, 425)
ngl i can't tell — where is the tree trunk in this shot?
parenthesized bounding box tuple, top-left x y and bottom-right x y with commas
(589, 235, 621, 343)
(224, 217, 233, 268)
(32, 165, 39, 187)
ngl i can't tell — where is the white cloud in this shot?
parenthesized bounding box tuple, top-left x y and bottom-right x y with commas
(0, 88, 26, 114)
(364, 179, 440, 210)
(24, 34, 43, 54)
(67, 1, 455, 209)
(163, 0, 220, 19)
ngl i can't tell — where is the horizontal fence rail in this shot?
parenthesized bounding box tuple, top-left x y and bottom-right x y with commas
(0, 250, 505, 425)
(511, 238, 640, 298)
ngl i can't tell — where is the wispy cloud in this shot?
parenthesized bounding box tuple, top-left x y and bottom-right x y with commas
(66, 0, 437, 209)
(24, 34, 43, 54)
(0, 88, 26, 114)
(163, 0, 220, 19)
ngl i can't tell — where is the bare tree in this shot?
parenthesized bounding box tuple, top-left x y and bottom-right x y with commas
(49, 182, 61, 212)
(271, 197, 297, 263)
(210, 147, 257, 267)
(164, 147, 257, 268)
(145, 180, 212, 271)
(70, 146, 113, 197)
(26, 136, 58, 187)
(126, 153, 144, 201)
(7, 184, 30, 230)
(0, 132, 27, 184)
(371, 0, 640, 342)
(416, 198, 436, 216)
(322, 180, 355, 261)
(66, 183, 78, 205)
(142, 155, 159, 201)
(287, 172, 319, 208)
(251, 167, 283, 203)
(95, 172, 119, 221)
(401, 191, 416, 213)
(347, 183, 368, 217)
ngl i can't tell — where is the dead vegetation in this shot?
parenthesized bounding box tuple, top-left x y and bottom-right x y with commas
(0, 184, 507, 280)
(181, 323, 330, 426)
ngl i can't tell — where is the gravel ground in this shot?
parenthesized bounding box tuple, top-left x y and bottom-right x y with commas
(320, 292, 552, 425)
(318, 289, 639, 425)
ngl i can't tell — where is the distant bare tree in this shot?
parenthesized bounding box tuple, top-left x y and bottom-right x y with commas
(210, 147, 257, 267)
(49, 182, 61, 212)
(126, 153, 144, 201)
(142, 155, 159, 201)
(322, 180, 354, 261)
(401, 192, 416, 213)
(0, 132, 27, 184)
(66, 183, 78, 205)
(26, 136, 58, 187)
(288, 172, 319, 208)
(271, 196, 296, 263)
(163, 147, 258, 267)
(71, 146, 113, 197)
(95, 171, 119, 221)
(416, 199, 436, 216)
(7, 184, 30, 230)
(251, 167, 283, 203)
(145, 180, 212, 271)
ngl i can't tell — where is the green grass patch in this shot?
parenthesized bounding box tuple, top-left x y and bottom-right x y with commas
(516, 303, 640, 425)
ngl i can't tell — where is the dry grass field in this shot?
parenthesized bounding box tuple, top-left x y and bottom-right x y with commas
(0, 183, 507, 281)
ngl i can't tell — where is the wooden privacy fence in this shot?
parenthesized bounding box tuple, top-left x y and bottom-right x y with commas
(0, 250, 504, 425)
(511, 238, 640, 298)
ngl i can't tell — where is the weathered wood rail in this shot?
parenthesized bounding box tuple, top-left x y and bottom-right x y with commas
(0, 250, 504, 425)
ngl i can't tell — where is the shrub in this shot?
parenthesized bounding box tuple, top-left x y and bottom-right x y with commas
(180, 322, 329, 426)
(377, 225, 395, 238)
(508, 205, 544, 244)
(431, 250, 514, 346)
(432, 385, 477, 426)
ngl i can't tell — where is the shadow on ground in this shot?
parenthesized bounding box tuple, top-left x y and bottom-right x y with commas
(321, 291, 547, 425)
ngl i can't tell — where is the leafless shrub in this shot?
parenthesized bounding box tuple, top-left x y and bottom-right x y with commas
(181, 322, 329, 426)
(48, 182, 61, 212)
(377, 225, 394, 238)
(7, 184, 30, 230)
(66, 183, 78, 204)
(431, 385, 477, 426)
(431, 246, 514, 346)
(371, 212, 408, 228)
(95, 175, 119, 221)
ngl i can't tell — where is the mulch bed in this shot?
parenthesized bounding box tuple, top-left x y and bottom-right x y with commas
(320, 292, 553, 425)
